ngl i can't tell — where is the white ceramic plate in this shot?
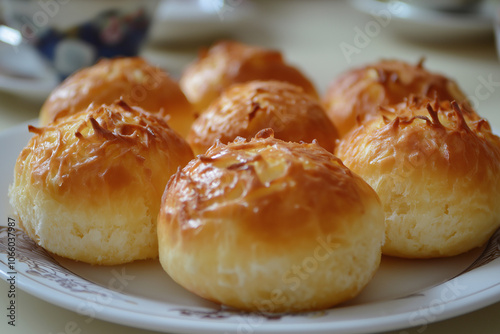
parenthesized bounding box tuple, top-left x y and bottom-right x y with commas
(1, 120, 500, 334)
(351, 0, 496, 42)
(0, 43, 59, 101)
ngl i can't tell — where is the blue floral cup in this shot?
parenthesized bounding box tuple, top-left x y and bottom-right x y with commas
(2, 0, 159, 78)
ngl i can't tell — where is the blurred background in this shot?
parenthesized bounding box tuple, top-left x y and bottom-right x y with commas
(0, 0, 499, 130)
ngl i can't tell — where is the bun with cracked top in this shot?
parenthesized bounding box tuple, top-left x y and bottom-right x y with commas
(180, 40, 319, 113)
(187, 80, 339, 155)
(336, 98, 500, 258)
(323, 59, 470, 137)
(9, 101, 194, 265)
(39, 57, 195, 137)
(158, 129, 385, 312)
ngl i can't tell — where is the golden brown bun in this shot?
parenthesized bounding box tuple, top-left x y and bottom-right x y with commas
(179, 41, 319, 113)
(187, 80, 339, 155)
(158, 130, 385, 313)
(323, 59, 468, 137)
(39, 57, 195, 137)
(336, 99, 500, 258)
(9, 101, 194, 265)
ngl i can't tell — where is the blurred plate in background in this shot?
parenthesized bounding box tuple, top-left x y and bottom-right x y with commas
(148, 0, 255, 45)
(351, 0, 495, 42)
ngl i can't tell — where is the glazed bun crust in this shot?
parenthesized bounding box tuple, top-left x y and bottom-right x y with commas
(180, 41, 319, 113)
(324, 59, 469, 137)
(336, 99, 500, 258)
(40, 57, 195, 137)
(158, 130, 385, 312)
(187, 80, 339, 155)
(10, 101, 194, 265)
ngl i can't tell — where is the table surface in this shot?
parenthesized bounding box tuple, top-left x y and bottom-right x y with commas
(2, 1, 500, 333)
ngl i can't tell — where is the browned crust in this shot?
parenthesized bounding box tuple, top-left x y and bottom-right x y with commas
(323, 59, 470, 137)
(187, 80, 339, 155)
(39, 57, 195, 137)
(21, 100, 194, 202)
(180, 41, 319, 112)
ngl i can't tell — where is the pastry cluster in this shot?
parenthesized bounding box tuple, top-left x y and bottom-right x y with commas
(8, 41, 500, 313)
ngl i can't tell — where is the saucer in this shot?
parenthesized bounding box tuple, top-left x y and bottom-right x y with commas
(0, 42, 59, 101)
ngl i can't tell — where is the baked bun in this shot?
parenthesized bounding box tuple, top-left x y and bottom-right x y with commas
(336, 99, 500, 258)
(158, 129, 385, 313)
(9, 101, 194, 265)
(39, 57, 195, 137)
(179, 41, 319, 113)
(323, 59, 468, 137)
(187, 80, 339, 155)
